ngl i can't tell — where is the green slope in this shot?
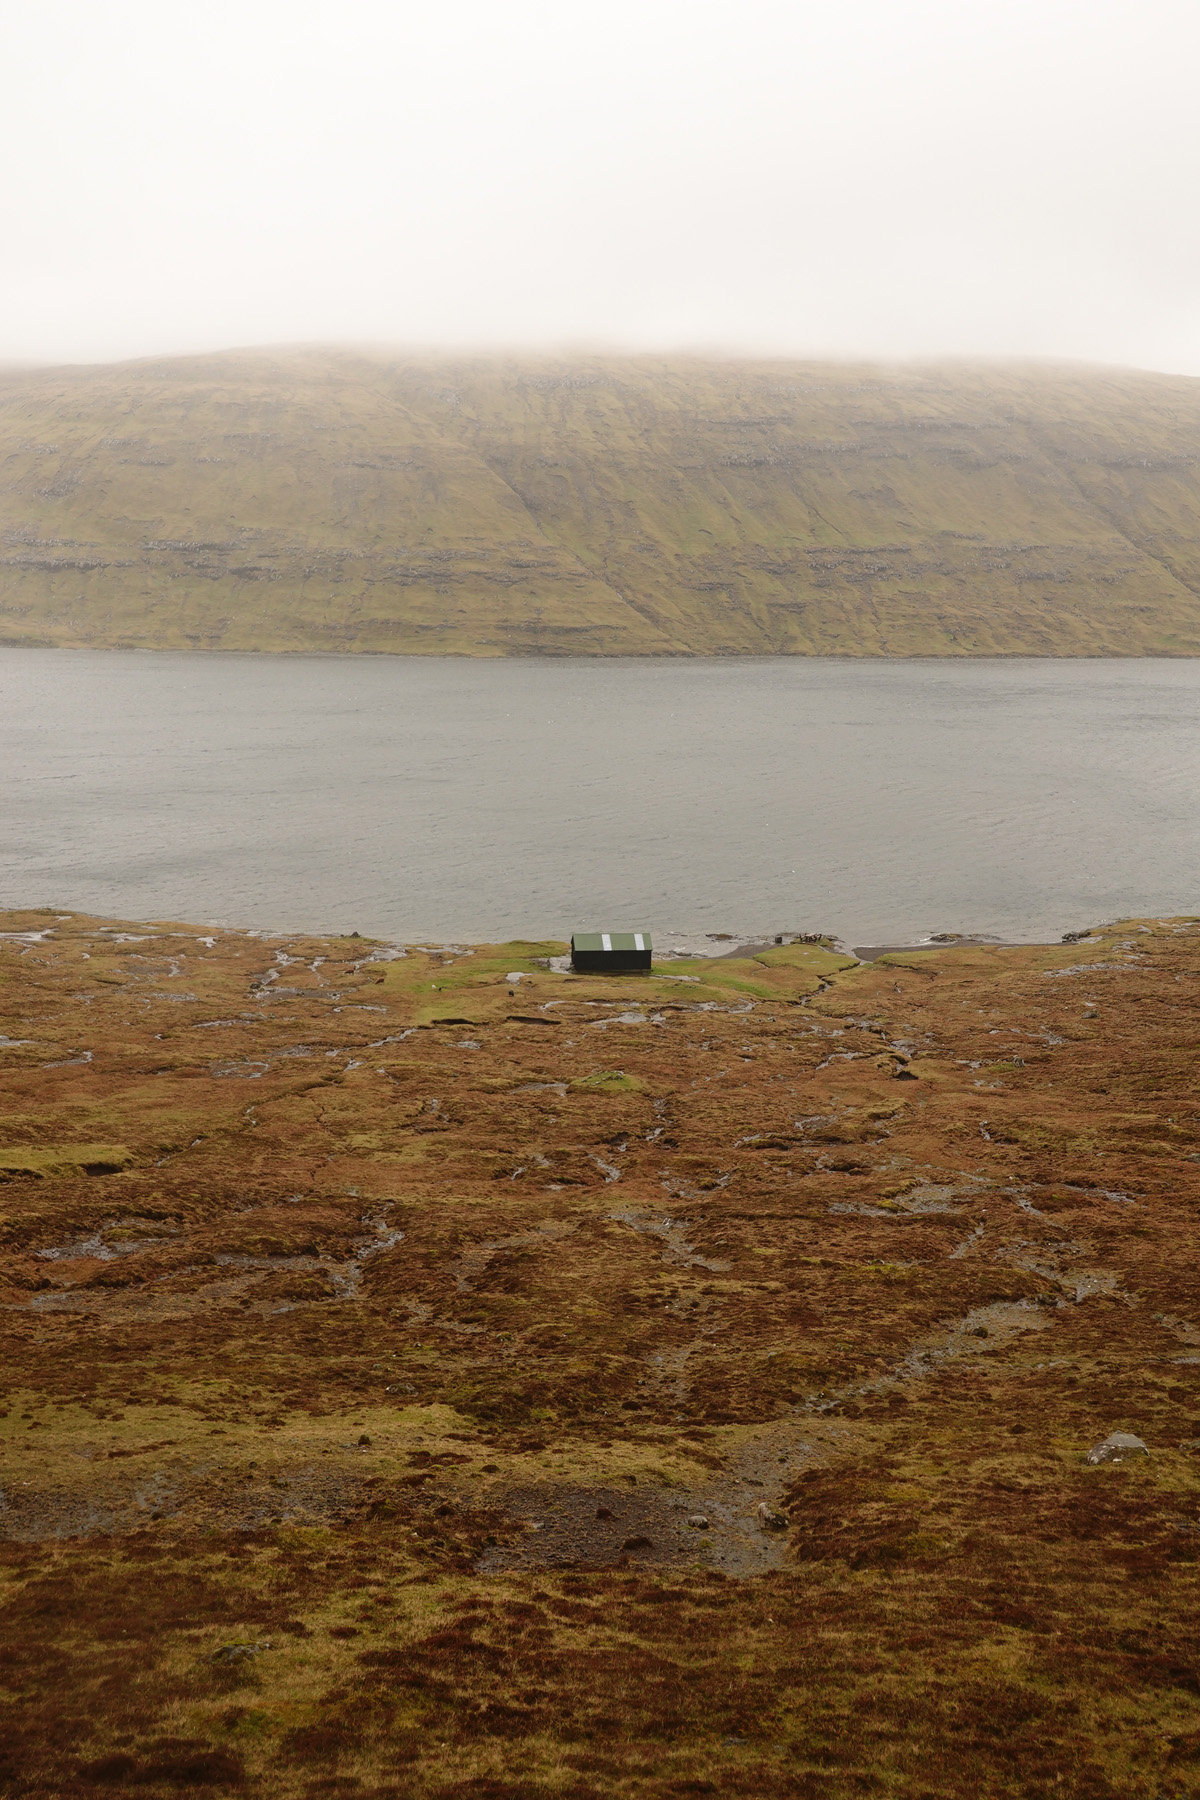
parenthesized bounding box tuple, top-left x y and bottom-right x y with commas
(2, 347, 1200, 655)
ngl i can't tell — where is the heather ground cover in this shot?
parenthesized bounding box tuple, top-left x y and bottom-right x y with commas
(2, 910, 1199, 1796)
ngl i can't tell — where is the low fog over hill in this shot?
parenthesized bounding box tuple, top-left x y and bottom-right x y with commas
(3, 349, 1200, 657)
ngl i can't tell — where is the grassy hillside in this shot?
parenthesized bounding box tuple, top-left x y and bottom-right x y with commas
(4, 909, 1200, 1795)
(3, 348, 1200, 654)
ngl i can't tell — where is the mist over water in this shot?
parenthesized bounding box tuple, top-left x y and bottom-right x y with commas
(3, 650, 1198, 948)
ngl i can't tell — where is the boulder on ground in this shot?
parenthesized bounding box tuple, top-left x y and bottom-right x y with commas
(1087, 1432, 1148, 1464)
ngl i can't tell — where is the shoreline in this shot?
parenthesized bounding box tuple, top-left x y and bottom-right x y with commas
(0, 908, 1113, 968)
(7, 641, 1200, 663)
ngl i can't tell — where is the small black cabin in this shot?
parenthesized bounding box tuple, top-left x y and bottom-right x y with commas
(570, 931, 652, 973)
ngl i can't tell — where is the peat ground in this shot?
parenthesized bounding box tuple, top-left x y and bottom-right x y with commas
(2, 912, 1200, 1796)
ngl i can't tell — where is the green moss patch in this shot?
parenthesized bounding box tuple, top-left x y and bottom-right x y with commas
(0, 1143, 134, 1179)
(570, 1070, 642, 1094)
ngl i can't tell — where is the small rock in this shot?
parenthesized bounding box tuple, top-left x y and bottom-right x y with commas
(757, 1502, 789, 1530)
(358, 1433, 371, 1446)
(620, 1534, 653, 1552)
(596, 1505, 614, 1520)
(212, 1642, 270, 1664)
(687, 1513, 709, 1530)
(1087, 1431, 1148, 1464)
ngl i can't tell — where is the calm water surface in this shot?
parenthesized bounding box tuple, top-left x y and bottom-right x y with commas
(2, 650, 1198, 946)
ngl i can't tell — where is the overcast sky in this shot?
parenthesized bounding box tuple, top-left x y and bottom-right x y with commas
(3, 0, 1199, 372)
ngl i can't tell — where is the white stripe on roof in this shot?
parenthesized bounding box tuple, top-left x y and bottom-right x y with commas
(601, 932, 612, 951)
(634, 933, 644, 951)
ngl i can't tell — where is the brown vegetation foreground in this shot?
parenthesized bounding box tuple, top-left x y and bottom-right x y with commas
(2, 911, 1200, 1797)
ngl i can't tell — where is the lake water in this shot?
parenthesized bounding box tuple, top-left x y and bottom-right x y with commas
(2, 649, 1198, 948)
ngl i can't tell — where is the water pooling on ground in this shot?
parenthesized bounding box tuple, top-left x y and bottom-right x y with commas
(3, 649, 1199, 943)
